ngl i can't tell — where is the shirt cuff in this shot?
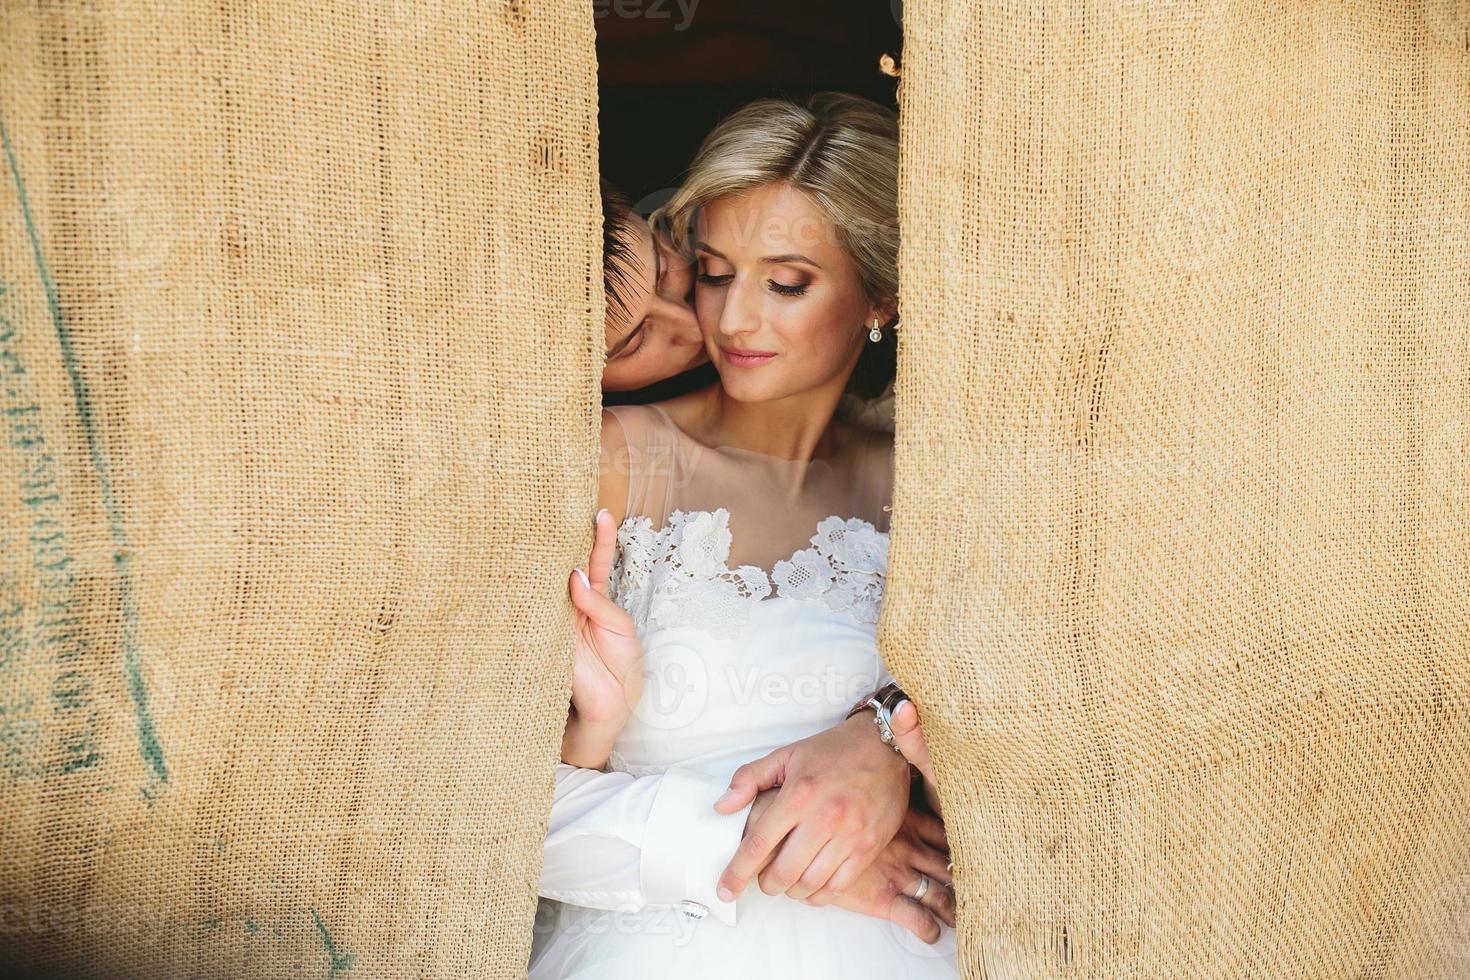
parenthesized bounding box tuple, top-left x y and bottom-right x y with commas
(639, 766, 753, 926)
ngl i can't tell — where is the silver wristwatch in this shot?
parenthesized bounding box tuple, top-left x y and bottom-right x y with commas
(845, 682, 907, 754)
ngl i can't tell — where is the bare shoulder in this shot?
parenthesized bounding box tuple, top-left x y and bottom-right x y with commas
(597, 407, 632, 526)
(597, 396, 705, 523)
(643, 384, 716, 432)
(865, 429, 895, 494)
(847, 421, 895, 518)
(842, 418, 894, 461)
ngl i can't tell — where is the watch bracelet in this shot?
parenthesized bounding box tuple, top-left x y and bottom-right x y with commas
(845, 682, 907, 754)
(845, 681, 904, 720)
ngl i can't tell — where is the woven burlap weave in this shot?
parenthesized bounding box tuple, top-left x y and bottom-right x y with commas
(1, 1, 598, 976)
(887, 0, 1470, 976)
(4, 1, 1468, 978)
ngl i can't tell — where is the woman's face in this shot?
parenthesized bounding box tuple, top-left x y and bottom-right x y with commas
(694, 182, 884, 404)
(602, 213, 706, 392)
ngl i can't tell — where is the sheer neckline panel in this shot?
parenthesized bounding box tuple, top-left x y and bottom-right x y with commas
(603, 402, 893, 571)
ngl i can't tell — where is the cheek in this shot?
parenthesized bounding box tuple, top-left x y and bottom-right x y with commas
(694, 287, 723, 331)
(601, 361, 636, 391)
(782, 292, 861, 352)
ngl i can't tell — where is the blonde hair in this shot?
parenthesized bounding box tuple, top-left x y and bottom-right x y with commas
(653, 92, 900, 309)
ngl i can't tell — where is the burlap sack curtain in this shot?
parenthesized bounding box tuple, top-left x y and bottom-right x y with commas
(4, 0, 1468, 978)
(1, 1, 598, 977)
(890, 0, 1470, 976)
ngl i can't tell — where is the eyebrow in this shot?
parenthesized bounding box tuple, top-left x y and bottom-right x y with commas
(696, 242, 822, 270)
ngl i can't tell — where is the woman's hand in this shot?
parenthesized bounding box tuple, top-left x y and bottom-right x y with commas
(712, 711, 911, 904)
(803, 806, 955, 944)
(562, 508, 643, 769)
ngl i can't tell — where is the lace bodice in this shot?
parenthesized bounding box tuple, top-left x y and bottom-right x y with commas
(597, 400, 896, 780)
(604, 503, 895, 779)
(608, 507, 889, 639)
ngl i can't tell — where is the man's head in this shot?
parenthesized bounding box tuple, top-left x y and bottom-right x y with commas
(602, 180, 707, 392)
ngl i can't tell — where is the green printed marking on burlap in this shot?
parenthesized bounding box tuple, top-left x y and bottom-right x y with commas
(0, 118, 166, 792)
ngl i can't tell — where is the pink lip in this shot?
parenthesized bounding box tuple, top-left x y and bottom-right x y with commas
(722, 348, 777, 367)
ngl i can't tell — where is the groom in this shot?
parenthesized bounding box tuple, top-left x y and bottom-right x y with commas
(593, 180, 944, 937)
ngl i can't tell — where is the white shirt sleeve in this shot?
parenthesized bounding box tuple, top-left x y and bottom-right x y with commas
(538, 762, 755, 927)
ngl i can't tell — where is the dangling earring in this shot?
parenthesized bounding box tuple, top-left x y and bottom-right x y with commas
(868, 317, 882, 343)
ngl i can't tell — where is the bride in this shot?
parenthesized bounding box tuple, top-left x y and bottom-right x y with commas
(530, 92, 956, 979)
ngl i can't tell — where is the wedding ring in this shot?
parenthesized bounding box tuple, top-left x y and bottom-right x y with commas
(912, 873, 930, 901)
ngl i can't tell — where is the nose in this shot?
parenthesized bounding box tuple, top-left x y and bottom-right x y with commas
(715, 275, 762, 341)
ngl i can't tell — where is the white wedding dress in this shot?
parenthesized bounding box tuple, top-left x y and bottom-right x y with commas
(529, 401, 958, 979)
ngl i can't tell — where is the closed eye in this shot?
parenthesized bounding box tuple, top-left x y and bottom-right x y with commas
(767, 279, 807, 297)
(608, 320, 647, 358)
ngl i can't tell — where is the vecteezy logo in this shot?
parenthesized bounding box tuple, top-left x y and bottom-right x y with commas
(1148, 179, 1240, 273)
(633, 642, 708, 731)
(384, 0, 448, 42)
(1115, 0, 1229, 29)
(1430, 872, 1470, 965)
(632, 187, 680, 223)
(1423, 0, 1470, 47)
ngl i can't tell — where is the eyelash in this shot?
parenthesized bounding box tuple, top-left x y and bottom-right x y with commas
(618, 327, 646, 358)
(696, 273, 808, 297)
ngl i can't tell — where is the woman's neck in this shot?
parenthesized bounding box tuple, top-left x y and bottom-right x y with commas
(683, 382, 850, 463)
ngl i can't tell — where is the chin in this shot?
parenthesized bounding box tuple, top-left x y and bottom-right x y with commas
(712, 371, 754, 397)
(716, 376, 786, 404)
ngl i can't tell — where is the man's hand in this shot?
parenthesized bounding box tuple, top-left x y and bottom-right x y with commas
(889, 698, 942, 817)
(803, 805, 955, 944)
(744, 786, 780, 830)
(712, 711, 911, 903)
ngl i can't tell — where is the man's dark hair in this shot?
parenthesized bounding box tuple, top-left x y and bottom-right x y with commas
(601, 178, 639, 323)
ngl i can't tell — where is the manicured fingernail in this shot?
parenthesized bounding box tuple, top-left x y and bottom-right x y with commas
(894, 698, 910, 718)
(574, 568, 590, 590)
(717, 885, 734, 903)
(595, 508, 608, 523)
(714, 787, 736, 806)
